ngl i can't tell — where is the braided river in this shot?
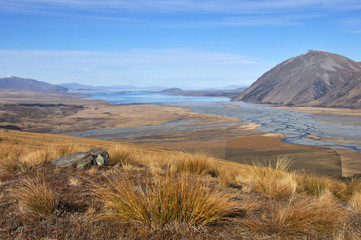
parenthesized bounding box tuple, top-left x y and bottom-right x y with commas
(70, 92, 361, 152)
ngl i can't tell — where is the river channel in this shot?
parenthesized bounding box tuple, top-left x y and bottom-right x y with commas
(67, 98, 361, 152)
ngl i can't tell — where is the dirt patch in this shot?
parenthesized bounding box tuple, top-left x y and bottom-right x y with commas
(307, 135, 361, 146)
(225, 135, 342, 178)
(275, 106, 361, 117)
(332, 148, 361, 177)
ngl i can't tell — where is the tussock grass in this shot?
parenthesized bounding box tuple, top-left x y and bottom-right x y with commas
(349, 191, 361, 213)
(12, 174, 58, 216)
(338, 178, 361, 201)
(171, 152, 218, 177)
(0, 142, 92, 173)
(216, 167, 238, 187)
(250, 157, 296, 199)
(19, 149, 56, 169)
(95, 170, 237, 230)
(244, 192, 348, 238)
(108, 146, 140, 167)
(55, 144, 84, 157)
(295, 172, 329, 196)
(0, 144, 27, 173)
(3, 131, 361, 239)
(294, 172, 361, 200)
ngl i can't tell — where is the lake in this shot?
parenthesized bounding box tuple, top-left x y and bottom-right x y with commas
(80, 91, 230, 104)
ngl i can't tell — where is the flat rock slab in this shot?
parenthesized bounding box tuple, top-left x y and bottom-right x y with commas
(50, 148, 109, 170)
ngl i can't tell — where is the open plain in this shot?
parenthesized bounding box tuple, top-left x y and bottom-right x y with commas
(1, 91, 361, 177)
(2, 91, 361, 239)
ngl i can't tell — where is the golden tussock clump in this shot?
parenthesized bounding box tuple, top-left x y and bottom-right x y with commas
(94, 169, 237, 230)
(244, 191, 348, 238)
(249, 156, 297, 199)
(11, 173, 58, 216)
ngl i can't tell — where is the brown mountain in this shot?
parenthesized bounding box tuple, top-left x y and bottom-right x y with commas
(0, 75, 67, 92)
(234, 50, 361, 108)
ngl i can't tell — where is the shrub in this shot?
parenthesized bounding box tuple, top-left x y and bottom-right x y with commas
(95, 170, 237, 230)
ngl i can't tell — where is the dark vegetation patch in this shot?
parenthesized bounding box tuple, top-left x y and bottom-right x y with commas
(0, 125, 21, 130)
(0, 104, 84, 130)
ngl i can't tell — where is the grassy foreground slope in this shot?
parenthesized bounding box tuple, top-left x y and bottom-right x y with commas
(1, 131, 361, 239)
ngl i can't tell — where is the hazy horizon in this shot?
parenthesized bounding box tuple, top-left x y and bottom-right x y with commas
(1, 0, 360, 89)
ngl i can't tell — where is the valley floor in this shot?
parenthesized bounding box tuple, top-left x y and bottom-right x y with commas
(1, 90, 361, 177)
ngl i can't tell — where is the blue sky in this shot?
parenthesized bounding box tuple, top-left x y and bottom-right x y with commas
(1, 0, 361, 89)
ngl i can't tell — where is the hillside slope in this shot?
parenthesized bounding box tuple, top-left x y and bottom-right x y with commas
(1, 131, 361, 239)
(0, 75, 67, 92)
(234, 50, 361, 108)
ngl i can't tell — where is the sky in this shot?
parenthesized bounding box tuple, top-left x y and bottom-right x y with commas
(0, 0, 361, 89)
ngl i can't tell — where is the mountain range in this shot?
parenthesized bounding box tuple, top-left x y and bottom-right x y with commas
(0, 75, 67, 92)
(234, 50, 361, 108)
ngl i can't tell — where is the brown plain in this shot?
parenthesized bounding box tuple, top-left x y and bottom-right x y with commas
(1, 90, 361, 177)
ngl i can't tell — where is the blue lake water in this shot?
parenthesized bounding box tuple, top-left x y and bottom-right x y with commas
(80, 91, 230, 104)
(71, 91, 361, 152)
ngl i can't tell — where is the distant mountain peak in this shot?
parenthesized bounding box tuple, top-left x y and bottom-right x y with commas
(0, 76, 68, 93)
(234, 50, 361, 108)
(4, 75, 16, 78)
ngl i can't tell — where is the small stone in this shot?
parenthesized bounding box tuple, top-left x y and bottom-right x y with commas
(94, 155, 105, 165)
(75, 155, 94, 170)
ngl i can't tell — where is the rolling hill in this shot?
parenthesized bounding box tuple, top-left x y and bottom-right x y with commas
(0, 75, 67, 92)
(234, 50, 361, 108)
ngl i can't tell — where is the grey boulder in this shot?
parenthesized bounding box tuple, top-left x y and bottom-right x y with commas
(50, 148, 109, 170)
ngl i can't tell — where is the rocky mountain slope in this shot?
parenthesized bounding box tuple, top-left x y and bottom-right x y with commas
(0, 75, 67, 92)
(234, 50, 361, 108)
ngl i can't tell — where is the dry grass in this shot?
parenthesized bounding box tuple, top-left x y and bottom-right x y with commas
(0, 141, 91, 173)
(244, 192, 348, 238)
(295, 171, 329, 196)
(108, 146, 140, 167)
(69, 176, 81, 186)
(95, 169, 237, 230)
(338, 178, 361, 200)
(294, 172, 361, 201)
(3, 131, 361, 239)
(0, 144, 27, 173)
(349, 191, 361, 213)
(55, 144, 85, 157)
(250, 157, 297, 199)
(170, 152, 218, 177)
(11, 173, 58, 216)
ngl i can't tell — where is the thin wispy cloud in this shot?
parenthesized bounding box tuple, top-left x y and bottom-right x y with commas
(341, 18, 361, 34)
(2, 0, 359, 27)
(2, 0, 361, 14)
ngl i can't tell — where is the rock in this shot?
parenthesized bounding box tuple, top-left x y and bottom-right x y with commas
(50, 148, 109, 170)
